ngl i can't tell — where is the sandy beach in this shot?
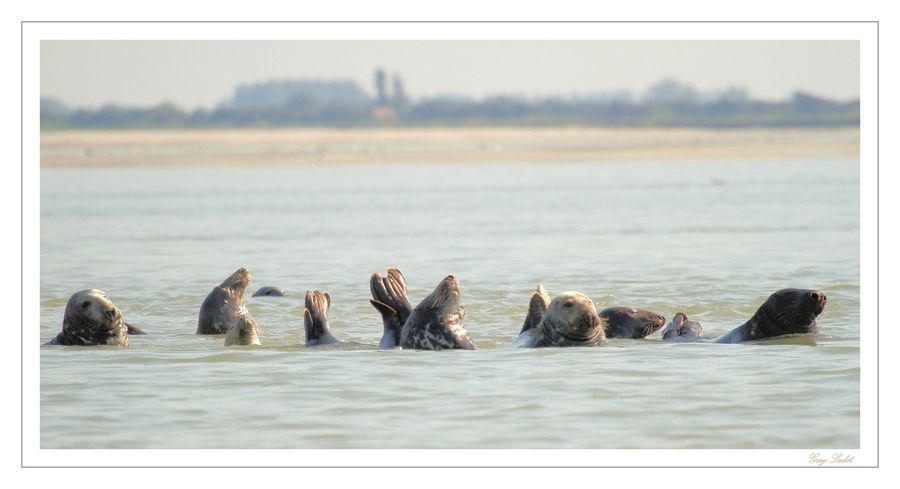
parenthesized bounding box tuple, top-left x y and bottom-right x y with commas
(40, 126, 859, 167)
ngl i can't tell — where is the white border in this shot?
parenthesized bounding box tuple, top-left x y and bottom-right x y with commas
(22, 21, 877, 468)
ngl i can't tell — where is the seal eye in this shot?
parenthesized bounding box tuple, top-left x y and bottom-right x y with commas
(563, 301, 574, 308)
(80, 301, 91, 309)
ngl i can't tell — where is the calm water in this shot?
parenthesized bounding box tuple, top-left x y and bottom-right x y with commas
(40, 158, 860, 449)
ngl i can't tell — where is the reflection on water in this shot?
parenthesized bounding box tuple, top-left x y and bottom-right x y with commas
(40, 158, 859, 448)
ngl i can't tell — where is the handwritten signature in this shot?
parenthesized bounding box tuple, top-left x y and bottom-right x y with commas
(809, 453, 855, 466)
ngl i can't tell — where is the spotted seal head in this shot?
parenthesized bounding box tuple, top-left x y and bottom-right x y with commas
(369, 268, 413, 348)
(714, 288, 827, 343)
(661, 312, 703, 341)
(253, 286, 286, 298)
(304, 290, 340, 346)
(48, 289, 128, 346)
(600, 306, 666, 339)
(519, 289, 607, 347)
(400, 275, 475, 350)
(197, 268, 258, 341)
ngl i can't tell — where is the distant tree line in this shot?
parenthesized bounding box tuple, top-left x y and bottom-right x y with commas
(40, 77, 859, 129)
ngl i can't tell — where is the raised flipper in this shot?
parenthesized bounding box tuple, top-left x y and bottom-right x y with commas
(519, 284, 551, 334)
(661, 312, 703, 342)
(304, 290, 340, 346)
(124, 321, 147, 335)
(369, 267, 413, 348)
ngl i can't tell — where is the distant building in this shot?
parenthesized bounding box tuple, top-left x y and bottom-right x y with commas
(374, 68, 388, 106)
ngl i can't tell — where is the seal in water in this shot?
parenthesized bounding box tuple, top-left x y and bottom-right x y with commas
(369, 268, 413, 348)
(516, 286, 607, 347)
(47, 289, 129, 346)
(304, 290, 340, 346)
(713, 288, 826, 343)
(253, 286, 286, 297)
(660, 312, 703, 341)
(197, 268, 259, 344)
(600, 306, 666, 339)
(400, 274, 475, 350)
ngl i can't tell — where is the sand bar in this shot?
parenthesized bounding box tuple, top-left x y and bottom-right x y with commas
(40, 126, 859, 168)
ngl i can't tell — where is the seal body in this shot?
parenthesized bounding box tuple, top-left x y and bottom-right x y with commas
(369, 268, 413, 348)
(304, 290, 340, 346)
(714, 288, 826, 343)
(197, 268, 260, 346)
(661, 312, 703, 341)
(517, 289, 607, 348)
(252, 286, 286, 297)
(600, 306, 666, 339)
(400, 275, 475, 350)
(48, 289, 128, 346)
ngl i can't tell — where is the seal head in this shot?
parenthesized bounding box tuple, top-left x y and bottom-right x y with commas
(197, 268, 258, 338)
(714, 288, 827, 343)
(600, 306, 666, 339)
(369, 268, 413, 348)
(661, 312, 703, 341)
(48, 289, 128, 346)
(304, 290, 341, 346)
(525, 291, 607, 347)
(252, 286, 286, 298)
(400, 275, 475, 350)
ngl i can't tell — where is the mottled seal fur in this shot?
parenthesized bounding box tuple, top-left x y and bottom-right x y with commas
(400, 274, 475, 350)
(304, 290, 340, 346)
(600, 306, 666, 339)
(197, 268, 260, 345)
(713, 288, 826, 343)
(369, 268, 413, 348)
(516, 286, 607, 347)
(252, 286, 286, 297)
(48, 289, 128, 346)
(660, 312, 703, 341)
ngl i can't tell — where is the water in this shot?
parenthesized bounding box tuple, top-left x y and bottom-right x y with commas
(40, 158, 860, 448)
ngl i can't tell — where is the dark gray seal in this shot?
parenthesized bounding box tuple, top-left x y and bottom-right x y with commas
(660, 312, 703, 341)
(303, 290, 340, 346)
(197, 268, 260, 346)
(400, 274, 475, 350)
(253, 286, 286, 297)
(47, 289, 128, 346)
(713, 288, 827, 343)
(516, 286, 607, 348)
(600, 306, 666, 339)
(369, 268, 413, 348)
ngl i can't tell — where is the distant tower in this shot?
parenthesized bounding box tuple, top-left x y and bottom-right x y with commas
(392, 72, 408, 109)
(374, 68, 388, 106)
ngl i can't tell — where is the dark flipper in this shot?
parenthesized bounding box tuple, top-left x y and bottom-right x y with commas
(520, 284, 551, 334)
(124, 321, 147, 335)
(370, 268, 413, 348)
(304, 290, 339, 346)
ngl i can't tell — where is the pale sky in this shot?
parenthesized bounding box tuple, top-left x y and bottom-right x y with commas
(40, 40, 860, 109)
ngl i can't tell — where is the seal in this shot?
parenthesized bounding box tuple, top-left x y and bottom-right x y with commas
(197, 268, 260, 346)
(47, 289, 128, 346)
(400, 274, 475, 350)
(516, 286, 607, 347)
(713, 288, 826, 343)
(253, 286, 286, 297)
(600, 306, 666, 339)
(304, 290, 340, 346)
(660, 312, 703, 341)
(369, 268, 413, 348)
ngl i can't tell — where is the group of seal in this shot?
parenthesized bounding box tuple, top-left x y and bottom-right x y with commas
(46, 266, 827, 349)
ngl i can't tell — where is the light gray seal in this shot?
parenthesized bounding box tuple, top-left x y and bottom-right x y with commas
(47, 289, 129, 346)
(660, 312, 703, 341)
(516, 285, 607, 347)
(196, 268, 260, 345)
(399, 274, 475, 350)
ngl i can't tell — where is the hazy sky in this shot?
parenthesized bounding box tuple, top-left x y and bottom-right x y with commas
(41, 40, 859, 109)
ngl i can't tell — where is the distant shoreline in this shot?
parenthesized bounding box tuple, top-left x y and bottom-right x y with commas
(40, 126, 860, 168)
